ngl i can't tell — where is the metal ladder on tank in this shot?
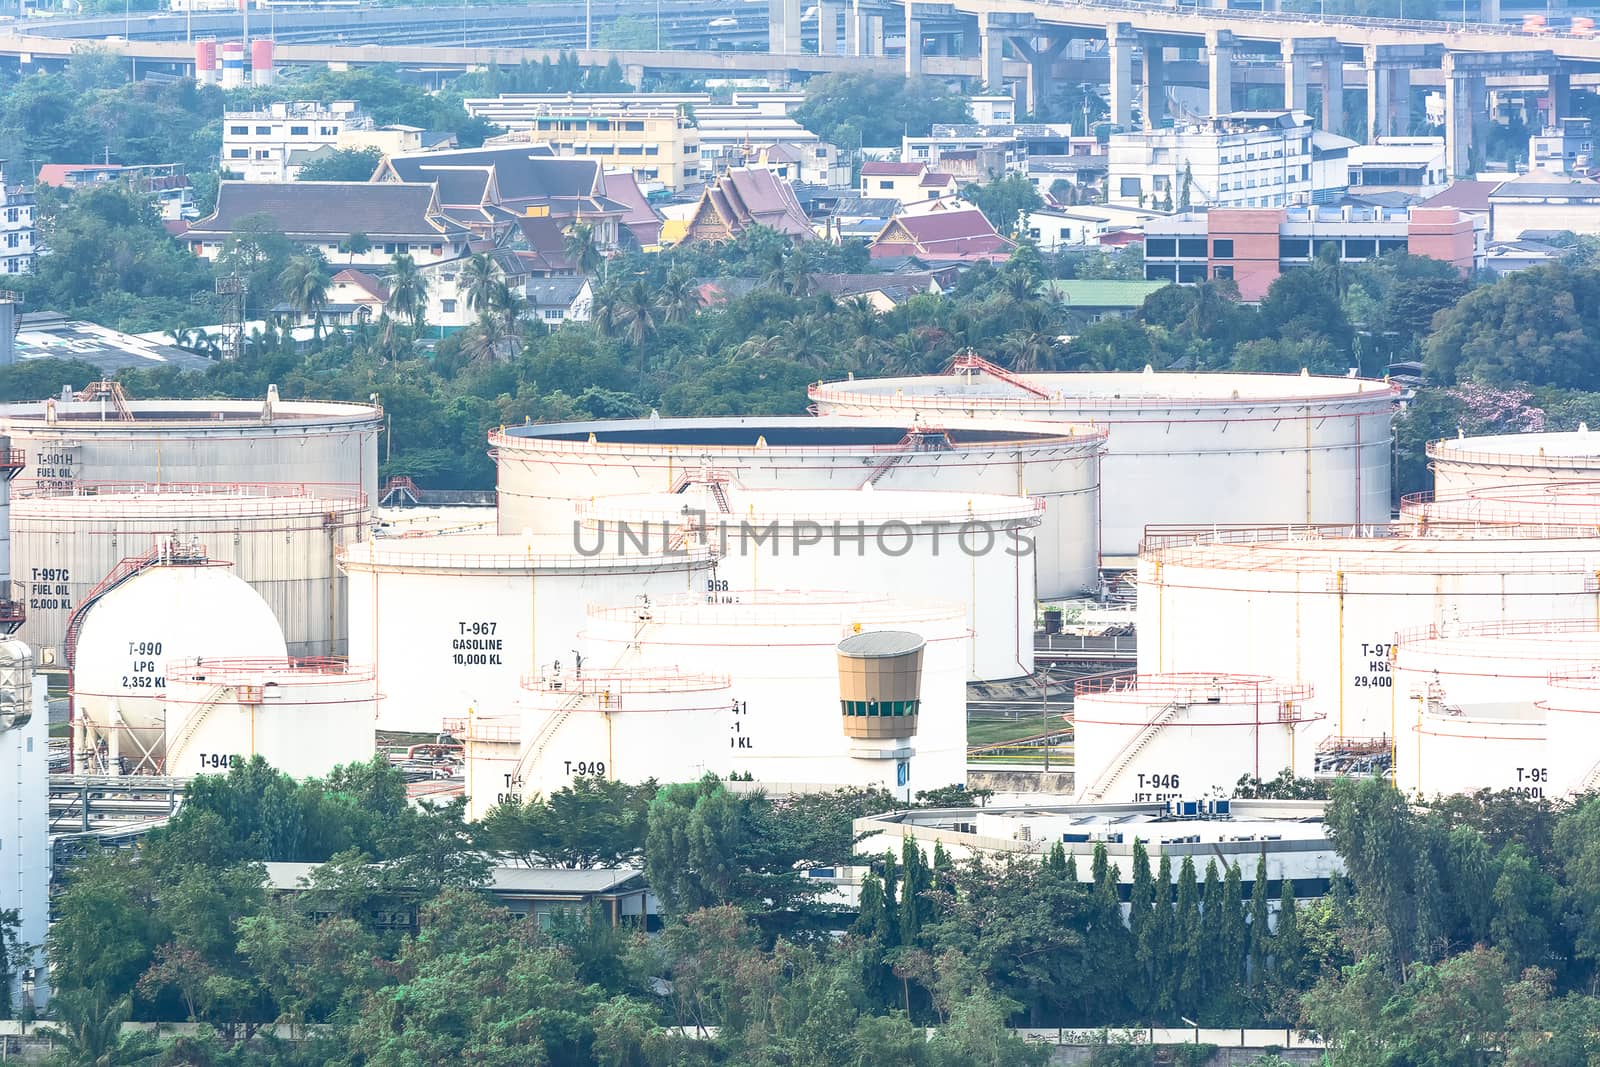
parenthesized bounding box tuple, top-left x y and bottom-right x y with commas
(1576, 759, 1600, 795)
(949, 349, 1051, 399)
(163, 683, 236, 772)
(1077, 701, 1184, 803)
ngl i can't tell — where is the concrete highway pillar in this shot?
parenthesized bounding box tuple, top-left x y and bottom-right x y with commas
(1550, 71, 1571, 123)
(1443, 53, 1486, 177)
(1142, 38, 1167, 129)
(1283, 42, 1309, 113)
(769, 0, 801, 55)
(845, 0, 861, 54)
(818, 2, 837, 55)
(979, 14, 1006, 91)
(1319, 58, 1343, 134)
(623, 64, 646, 87)
(1108, 23, 1137, 130)
(869, 14, 885, 56)
(1206, 30, 1235, 117)
(905, 4, 922, 75)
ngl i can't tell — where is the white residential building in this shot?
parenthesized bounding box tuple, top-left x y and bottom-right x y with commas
(1024, 204, 1162, 250)
(223, 101, 368, 182)
(1529, 117, 1595, 175)
(1347, 137, 1450, 197)
(1107, 111, 1349, 210)
(0, 167, 35, 276)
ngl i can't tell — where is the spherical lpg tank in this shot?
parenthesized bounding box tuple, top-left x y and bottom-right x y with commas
(808, 361, 1397, 558)
(461, 667, 733, 819)
(491, 415, 1104, 598)
(1538, 669, 1600, 795)
(1137, 526, 1600, 755)
(580, 591, 969, 792)
(71, 562, 288, 775)
(12, 482, 366, 661)
(340, 532, 719, 733)
(580, 482, 1039, 681)
(1072, 673, 1319, 804)
(1429, 429, 1600, 496)
(0, 390, 381, 504)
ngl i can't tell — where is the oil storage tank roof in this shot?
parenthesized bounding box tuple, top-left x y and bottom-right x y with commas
(838, 631, 926, 658)
(495, 415, 1103, 449)
(809, 369, 1397, 409)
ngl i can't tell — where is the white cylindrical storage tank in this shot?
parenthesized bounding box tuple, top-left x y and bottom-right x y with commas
(1399, 481, 1600, 536)
(579, 482, 1038, 681)
(195, 38, 218, 84)
(0, 391, 382, 505)
(1138, 526, 1600, 760)
(70, 558, 289, 775)
(582, 591, 969, 793)
(1430, 429, 1600, 496)
(459, 667, 734, 819)
(220, 41, 245, 88)
(162, 656, 378, 779)
(1395, 687, 1547, 800)
(250, 38, 274, 85)
(491, 415, 1105, 598)
(1539, 669, 1600, 796)
(808, 359, 1398, 559)
(340, 532, 719, 734)
(1072, 673, 1319, 803)
(12, 482, 367, 661)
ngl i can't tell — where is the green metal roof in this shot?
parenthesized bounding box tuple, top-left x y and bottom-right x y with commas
(1041, 279, 1169, 309)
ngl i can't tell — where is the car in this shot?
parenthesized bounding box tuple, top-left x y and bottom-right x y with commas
(709, 16, 737, 28)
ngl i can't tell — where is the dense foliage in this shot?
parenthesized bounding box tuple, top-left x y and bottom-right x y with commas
(35, 762, 1600, 1066)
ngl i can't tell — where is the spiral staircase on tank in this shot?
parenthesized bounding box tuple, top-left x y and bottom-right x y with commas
(1077, 700, 1184, 803)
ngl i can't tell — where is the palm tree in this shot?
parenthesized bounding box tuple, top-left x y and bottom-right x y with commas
(563, 222, 602, 276)
(610, 278, 657, 385)
(43, 987, 161, 1066)
(460, 251, 500, 314)
(466, 311, 509, 363)
(278, 254, 331, 337)
(385, 252, 429, 329)
(487, 279, 523, 333)
(655, 269, 701, 325)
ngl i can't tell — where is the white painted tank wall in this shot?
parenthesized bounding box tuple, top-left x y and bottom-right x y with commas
(1073, 675, 1318, 804)
(1399, 482, 1600, 535)
(809, 369, 1397, 557)
(341, 533, 718, 734)
(1138, 532, 1600, 749)
(1539, 671, 1600, 795)
(492, 416, 1104, 598)
(163, 658, 378, 779)
(12, 484, 365, 660)
(71, 564, 289, 774)
(580, 592, 969, 793)
(0, 395, 382, 503)
(461, 714, 521, 816)
(1394, 701, 1548, 800)
(1430, 430, 1600, 496)
(0, 649, 48, 1011)
(581, 486, 1038, 681)
(463, 669, 734, 819)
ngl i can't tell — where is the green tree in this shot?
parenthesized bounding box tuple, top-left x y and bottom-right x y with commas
(277, 254, 331, 336)
(385, 252, 429, 328)
(960, 174, 1043, 238)
(793, 72, 971, 146)
(296, 147, 384, 182)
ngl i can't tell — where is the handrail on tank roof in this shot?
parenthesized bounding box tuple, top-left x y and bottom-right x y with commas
(577, 493, 1046, 527)
(521, 666, 732, 694)
(486, 423, 1109, 457)
(1427, 437, 1600, 468)
(165, 656, 377, 684)
(1075, 672, 1313, 705)
(338, 544, 722, 570)
(1395, 618, 1600, 647)
(13, 479, 367, 503)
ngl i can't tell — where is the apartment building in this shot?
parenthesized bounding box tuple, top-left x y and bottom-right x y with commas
(1107, 111, 1350, 210)
(1346, 137, 1449, 197)
(0, 165, 35, 276)
(477, 104, 700, 190)
(222, 101, 368, 182)
(1528, 117, 1594, 175)
(1143, 205, 1483, 300)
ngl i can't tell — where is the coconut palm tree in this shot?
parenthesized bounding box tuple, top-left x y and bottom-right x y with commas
(385, 252, 429, 329)
(460, 251, 500, 314)
(655, 269, 701, 325)
(610, 279, 657, 385)
(487, 278, 523, 333)
(278, 254, 331, 337)
(43, 987, 161, 1066)
(563, 222, 602, 276)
